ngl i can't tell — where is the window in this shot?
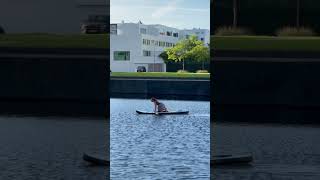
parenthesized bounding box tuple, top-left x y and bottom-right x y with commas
(167, 31, 172, 36)
(110, 24, 117, 35)
(143, 39, 150, 45)
(159, 41, 165, 47)
(201, 38, 204, 41)
(140, 28, 147, 34)
(186, 35, 190, 39)
(114, 51, 130, 61)
(143, 50, 151, 56)
(173, 32, 179, 37)
(166, 42, 173, 47)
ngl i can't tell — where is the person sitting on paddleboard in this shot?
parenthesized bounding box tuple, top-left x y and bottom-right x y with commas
(151, 97, 168, 112)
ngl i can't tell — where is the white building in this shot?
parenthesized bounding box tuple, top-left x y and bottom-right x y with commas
(0, 0, 108, 33)
(110, 22, 210, 72)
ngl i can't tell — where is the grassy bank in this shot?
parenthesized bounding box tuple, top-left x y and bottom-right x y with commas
(3, 34, 320, 51)
(111, 72, 210, 79)
(0, 34, 108, 49)
(212, 36, 320, 51)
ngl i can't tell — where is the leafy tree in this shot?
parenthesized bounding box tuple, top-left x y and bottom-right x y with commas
(159, 51, 169, 63)
(296, 0, 300, 28)
(164, 35, 203, 70)
(233, 0, 238, 28)
(189, 45, 210, 70)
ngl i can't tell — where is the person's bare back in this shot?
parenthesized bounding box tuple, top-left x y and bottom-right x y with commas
(150, 97, 168, 112)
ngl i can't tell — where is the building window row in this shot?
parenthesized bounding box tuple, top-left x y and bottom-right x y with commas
(114, 51, 130, 61)
(143, 50, 151, 57)
(110, 24, 117, 35)
(142, 50, 164, 57)
(143, 39, 174, 47)
(159, 31, 179, 37)
(143, 39, 151, 45)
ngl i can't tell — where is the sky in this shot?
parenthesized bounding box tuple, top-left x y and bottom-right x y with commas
(110, 0, 210, 30)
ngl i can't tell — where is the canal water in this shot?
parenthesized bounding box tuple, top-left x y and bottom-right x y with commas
(0, 116, 108, 179)
(212, 123, 320, 180)
(110, 98, 210, 179)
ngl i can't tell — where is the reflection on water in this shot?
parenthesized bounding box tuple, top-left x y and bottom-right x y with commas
(111, 98, 210, 179)
(212, 123, 320, 180)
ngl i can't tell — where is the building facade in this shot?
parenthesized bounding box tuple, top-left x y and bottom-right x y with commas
(110, 22, 210, 72)
(0, 0, 108, 33)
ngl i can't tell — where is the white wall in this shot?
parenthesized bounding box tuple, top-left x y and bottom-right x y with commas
(110, 23, 209, 72)
(111, 23, 170, 72)
(110, 24, 141, 72)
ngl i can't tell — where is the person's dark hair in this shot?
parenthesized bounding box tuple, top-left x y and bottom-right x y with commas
(151, 97, 157, 102)
(0, 26, 5, 34)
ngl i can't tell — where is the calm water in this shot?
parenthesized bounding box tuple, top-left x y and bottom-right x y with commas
(110, 98, 210, 179)
(0, 116, 108, 179)
(212, 123, 320, 180)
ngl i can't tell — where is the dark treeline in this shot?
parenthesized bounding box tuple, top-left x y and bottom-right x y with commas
(212, 0, 320, 35)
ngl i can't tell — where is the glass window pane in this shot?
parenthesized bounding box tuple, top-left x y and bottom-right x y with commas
(114, 51, 130, 61)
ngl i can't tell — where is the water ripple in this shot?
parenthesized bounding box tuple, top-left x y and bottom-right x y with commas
(111, 98, 210, 179)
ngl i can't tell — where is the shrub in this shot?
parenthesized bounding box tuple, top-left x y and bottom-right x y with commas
(196, 70, 208, 73)
(0, 26, 5, 34)
(276, 27, 316, 37)
(215, 26, 252, 36)
(177, 70, 189, 73)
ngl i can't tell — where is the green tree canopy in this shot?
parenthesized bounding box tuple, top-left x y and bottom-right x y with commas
(189, 45, 210, 70)
(163, 35, 207, 70)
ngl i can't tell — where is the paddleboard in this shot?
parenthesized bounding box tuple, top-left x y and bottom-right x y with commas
(211, 154, 253, 165)
(136, 110, 189, 115)
(83, 153, 109, 166)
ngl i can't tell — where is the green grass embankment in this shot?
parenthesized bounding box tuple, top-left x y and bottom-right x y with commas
(212, 36, 320, 51)
(111, 72, 210, 79)
(0, 34, 108, 49)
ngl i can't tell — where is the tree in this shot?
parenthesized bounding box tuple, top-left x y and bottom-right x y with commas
(233, 0, 238, 28)
(296, 0, 300, 28)
(159, 51, 169, 63)
(164, 35, 202, 70)
(189, 45, 210, 70)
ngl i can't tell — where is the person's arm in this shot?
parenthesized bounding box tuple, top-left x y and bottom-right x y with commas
(154, 103, 157, 113)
